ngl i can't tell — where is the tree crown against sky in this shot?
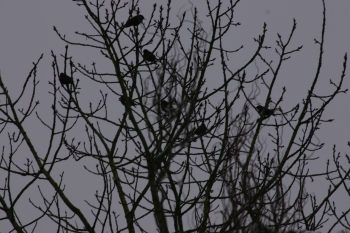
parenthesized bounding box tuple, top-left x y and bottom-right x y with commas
(0, 0, 350, 233)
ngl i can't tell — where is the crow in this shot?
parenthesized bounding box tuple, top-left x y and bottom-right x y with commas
(59, 73, 73, 85)
(123, 15, 145, 28)
(143, 49, 157, 63)
(119, 95, 136, 107)
(194, 123, 207, 137)
(256, 105, 275, 119)
(160, 100, 174, 112)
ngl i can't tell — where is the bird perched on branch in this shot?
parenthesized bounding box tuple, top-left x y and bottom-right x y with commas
(143, 49, 157, 63)
(123, 15, 145, 28)
(59, 73, 73, 85)
(160, 100, 175, 113)
(194, 123, 207, 137)
(256, 105, 275, 119)
(119, 95, 137, 107)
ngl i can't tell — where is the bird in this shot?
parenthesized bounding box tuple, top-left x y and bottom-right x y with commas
(59, 73, 73, 85)
(256, 105, 275, 119)
(123, 15, 145, 28)
(143, 49, 157, 63)
(194, 123, 207, 137)
(160, 100, 174, 113)
(119, 95, 136, 107)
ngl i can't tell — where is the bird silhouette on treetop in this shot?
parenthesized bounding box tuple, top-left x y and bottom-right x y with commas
(256, 105, 275, 119)
(194, 123, 207, 137)
(59, 73, 73, 85)
(123, 15, 145, 28)
(143, 49, 157, 63)
(119, 95, 136, 107)
(160, 100, 175, 113)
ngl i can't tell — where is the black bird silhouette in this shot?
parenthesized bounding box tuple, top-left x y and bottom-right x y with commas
(194, 123, 207, 137)
(256, 105, 275, 119)
(59, 73, 73, 85)
(119, 95, 136, 107)
(123, 15, 145, 28)
(160, 100, 174, 113)
(143, 49, 157, 63)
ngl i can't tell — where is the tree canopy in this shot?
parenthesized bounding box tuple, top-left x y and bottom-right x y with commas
(1, 0, 350, 233)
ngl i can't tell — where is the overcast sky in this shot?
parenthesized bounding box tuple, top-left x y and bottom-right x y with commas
(1, 1, 350, 232)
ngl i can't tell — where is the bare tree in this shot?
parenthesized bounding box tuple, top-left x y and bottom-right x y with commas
(1, 0, 349, 233)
